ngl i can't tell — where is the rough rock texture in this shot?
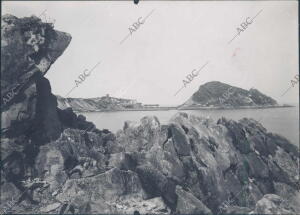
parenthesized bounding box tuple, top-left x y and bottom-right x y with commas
(107, 113, 299, 214)
(0, 14, 99, 213)
(251, 194, 297, 214)
(1, 15, 70, 212)
(175, 186, 212, 214)
(1, 14, 71, 144)
(1, 14, 71, 109)
(182, 81, 278, 108)
(29, 112, 296, 214)
(1, 14, 299, 215)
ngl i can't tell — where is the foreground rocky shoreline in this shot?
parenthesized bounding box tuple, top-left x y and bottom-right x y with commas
(2, 112, 300, 214)
(1, 15, 300, 214)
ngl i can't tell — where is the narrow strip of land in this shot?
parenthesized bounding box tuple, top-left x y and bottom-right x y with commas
(75, 104, 294, 113)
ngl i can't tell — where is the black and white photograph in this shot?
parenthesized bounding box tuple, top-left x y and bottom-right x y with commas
(1, 0, 299, 214)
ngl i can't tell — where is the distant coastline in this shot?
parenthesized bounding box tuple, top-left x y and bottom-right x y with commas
(64, 81, 294, 113)
(74, 104, 294, 113)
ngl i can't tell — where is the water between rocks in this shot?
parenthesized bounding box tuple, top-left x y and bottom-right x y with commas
(81, 106, 299, 146)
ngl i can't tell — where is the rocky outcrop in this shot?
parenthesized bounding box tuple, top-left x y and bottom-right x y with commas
(251, 194, 297, 214)
(56, 168, 146, 213)
(1, 14, 71, 143)
(35, 113, 299, 214)
(1, 14, 71, 109)
(36, 112, 297, 214)
(1, 15, 71, 211)
(182, 81, 278, 108)
(175, 186, 212, 214)
(0, 14, 98, 213)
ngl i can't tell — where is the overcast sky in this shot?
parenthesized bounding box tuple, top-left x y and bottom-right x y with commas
(2, 1, 299, 106)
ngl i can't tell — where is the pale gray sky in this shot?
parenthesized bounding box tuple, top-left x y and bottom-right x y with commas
(2, 1, 299, 106)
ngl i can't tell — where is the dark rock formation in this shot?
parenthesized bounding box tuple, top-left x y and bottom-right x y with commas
(251, 194, 297, 214)
(46, 112, 296, 214)
(175, 186, 212, 214)
(1, 15, 71, 209)
(0, 14, 99, 212)
(182, 81, 278, 108)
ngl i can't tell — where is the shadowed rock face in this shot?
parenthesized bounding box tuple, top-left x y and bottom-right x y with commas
(1, 14, 72, 209)
(1, 14, 71, 93)
(251, 194, 297, 214)
(1, 14, 72, 141)
(1, 14, 299, 215)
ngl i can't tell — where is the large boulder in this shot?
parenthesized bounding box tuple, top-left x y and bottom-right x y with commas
(175, 186, 212, 214)
(35, 128, 109, 190)
(252, 194, 297, 214)
(1, 14, 71, 142)
(56, 168, 146, 213)
(1, 14, 71, 189)
(116, 116, 161, 152)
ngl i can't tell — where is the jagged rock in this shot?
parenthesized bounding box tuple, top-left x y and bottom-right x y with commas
(146, 140, 185, 183)
(272, 147, 299, 185)
(109, 113, 299, 214)
(1, 14, 71, 140)
(35, 143, 67, 191)
(115, 197, 170, 214)
(35, 128, 108, 190)
(1, 14, 71, 199)
(1, 150, 27, 189)
(0, 138, 24, 163)
(56, 168, 146, 213)
(14, 112, 299, 214)
(57, 107, 97, 133)
(1, 14, 71, 93)
(273, 182, 300, 213)
(108, 152, 139, 171)
(106, 138, 124, 154)
(40, 202, 61, 212)
(0, 181, 20, 204)
(223, 206, 252, 214)
(32, 75, 62, 144)
(252, 194, 297, 214)
(116, 116, 161, 152)
(168, 123, 191, 156)
(135, 164, 167, 194)
(175, 186, 212, 214)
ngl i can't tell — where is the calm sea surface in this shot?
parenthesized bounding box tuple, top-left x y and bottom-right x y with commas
(81, 106, 299, 146)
